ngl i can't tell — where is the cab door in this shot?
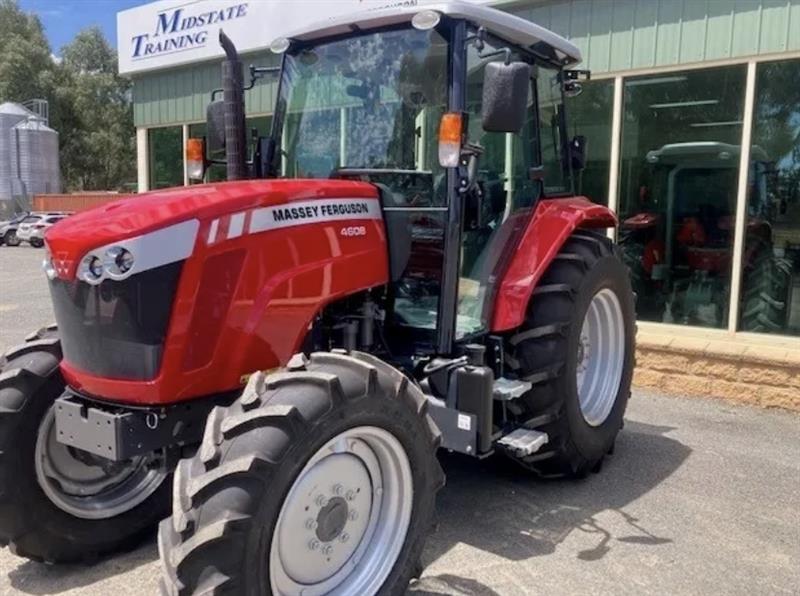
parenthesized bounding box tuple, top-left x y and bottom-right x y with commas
(454, 39, 548, 339)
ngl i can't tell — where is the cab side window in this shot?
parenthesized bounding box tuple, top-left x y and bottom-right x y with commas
(535, 69, 570, 195)
(456, 39, 540, 338)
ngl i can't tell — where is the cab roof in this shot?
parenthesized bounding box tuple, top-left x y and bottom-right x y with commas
(278, 1, 582, 67)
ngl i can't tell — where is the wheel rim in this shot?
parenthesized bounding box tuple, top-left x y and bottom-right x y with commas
(576, 288, 626, 427)
(270, 426, 413, 595)
(34, 406, 167, 520)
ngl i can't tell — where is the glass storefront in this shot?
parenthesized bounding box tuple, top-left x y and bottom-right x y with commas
(739, 59, 800, 336)
(148, 126, 183, 189)
(145, 57, 800, 341)
(617, 66, 747, 328)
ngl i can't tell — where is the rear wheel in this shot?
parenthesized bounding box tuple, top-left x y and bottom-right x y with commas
(159, 351, 443, 596)
(504, 230, 635, 477)
(0, 326, 171, 563)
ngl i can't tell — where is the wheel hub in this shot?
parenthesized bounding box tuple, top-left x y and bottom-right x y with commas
(576, 288, 626, 427)
(270, 426, 413, 595)
(276, 452, 372, 586)
(316, 496, 349, 542)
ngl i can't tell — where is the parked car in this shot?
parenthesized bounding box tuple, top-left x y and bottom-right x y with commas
(0, 212, 70, 247)
(16, 213, 70, 247)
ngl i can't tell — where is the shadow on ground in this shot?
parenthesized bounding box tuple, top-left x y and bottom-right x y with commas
(6, 420, 690, 595)
(409, 419, 691, 594)
(7, 538, 158, 595)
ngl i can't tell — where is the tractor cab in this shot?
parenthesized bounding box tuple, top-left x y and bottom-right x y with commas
(194, 1, 587, 356)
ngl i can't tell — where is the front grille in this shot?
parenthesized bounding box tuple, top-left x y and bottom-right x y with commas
(49, 262, 183, 381)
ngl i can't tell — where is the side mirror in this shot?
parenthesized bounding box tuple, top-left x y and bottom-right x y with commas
(481, 61, 531, 133)
(206, 100, 226, 154)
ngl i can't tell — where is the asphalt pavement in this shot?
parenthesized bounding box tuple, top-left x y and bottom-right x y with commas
(1, 246, 798, 595)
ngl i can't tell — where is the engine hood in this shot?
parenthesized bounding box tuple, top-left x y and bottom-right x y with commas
(45, 179, 378, 280)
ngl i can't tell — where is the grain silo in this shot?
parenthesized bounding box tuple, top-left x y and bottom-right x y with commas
(0, 101, 61, 218)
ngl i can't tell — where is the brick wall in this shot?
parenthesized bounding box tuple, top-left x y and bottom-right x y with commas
(634, 332, 800, 411)
(33, 193, 130, 213)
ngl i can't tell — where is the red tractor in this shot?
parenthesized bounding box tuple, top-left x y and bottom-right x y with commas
(0, 3, 635, 593)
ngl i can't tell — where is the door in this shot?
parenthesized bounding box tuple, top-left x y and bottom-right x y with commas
(454, 39, 545, 339)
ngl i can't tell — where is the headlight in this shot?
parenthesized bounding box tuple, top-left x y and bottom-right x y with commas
(104, 246, 134, 278)
(72, 220, 198, 285)
(78, 254, 105, 285)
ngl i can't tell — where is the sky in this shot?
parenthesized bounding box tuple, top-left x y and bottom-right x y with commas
(19, 0, 145, 55)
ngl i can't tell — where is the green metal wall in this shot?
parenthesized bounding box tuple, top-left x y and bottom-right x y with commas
(132, 0, 800, 127)
(132, 52, 278, 127)
(509, 0, 800, 74)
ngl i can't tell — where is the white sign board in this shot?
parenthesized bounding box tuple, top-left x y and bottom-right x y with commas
(118, 0, 489, 75)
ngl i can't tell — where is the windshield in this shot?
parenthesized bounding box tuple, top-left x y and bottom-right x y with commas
(274, 27, 449, 192)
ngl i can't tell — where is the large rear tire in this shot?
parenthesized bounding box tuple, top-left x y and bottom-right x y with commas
(0, 326, 171, 563)
(159, 351, 444, 596)
(504, 230, 636, 477)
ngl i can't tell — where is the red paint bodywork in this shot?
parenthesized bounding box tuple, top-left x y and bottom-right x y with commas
(44, 181, 615, 405)
(46, 180, 388, 405)
(490, 197, 617, 332)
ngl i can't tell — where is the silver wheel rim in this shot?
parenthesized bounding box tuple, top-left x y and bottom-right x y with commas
(270, 426, 413, 596)
(34, 407, 167, 520)
(576, 288, 626, 427)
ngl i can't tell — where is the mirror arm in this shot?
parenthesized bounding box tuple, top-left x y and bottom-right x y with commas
(244, 65, 281, 91)
(464, 26, 487, 51)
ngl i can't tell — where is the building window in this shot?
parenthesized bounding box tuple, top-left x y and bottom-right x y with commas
(148, 126, 183, 189)
(567, 79, 614, 204)
(617, 65, 747, 328)
(738, 59, 800, 336)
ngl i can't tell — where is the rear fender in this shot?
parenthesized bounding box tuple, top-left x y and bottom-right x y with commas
(490, 197, 617, 332)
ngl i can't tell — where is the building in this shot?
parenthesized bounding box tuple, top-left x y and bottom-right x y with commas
(119, 0, 800, 405)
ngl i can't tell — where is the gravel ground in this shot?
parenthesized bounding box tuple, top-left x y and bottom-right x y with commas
(1, 246, 798, 595)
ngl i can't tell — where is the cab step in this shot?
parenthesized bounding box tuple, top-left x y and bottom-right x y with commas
(493, 377, 532, 401)
(497, 428, 549, 457)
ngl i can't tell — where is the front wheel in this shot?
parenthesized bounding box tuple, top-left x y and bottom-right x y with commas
(29, 237, 44, 248)
(159, 351, 444, 596)
(0, 327, 171, 563)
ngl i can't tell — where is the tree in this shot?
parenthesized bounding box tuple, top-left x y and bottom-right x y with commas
(0, 1, 136, 192)
(0, 0, 53, 103)
(57, 27, 136, 190)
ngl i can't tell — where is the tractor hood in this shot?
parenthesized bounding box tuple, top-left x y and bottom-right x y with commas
(44, 179, 378, 280)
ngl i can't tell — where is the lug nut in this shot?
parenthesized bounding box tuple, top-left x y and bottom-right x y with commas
(308, 539, 320, 551)
(349, 510, 358, 521)
(305, 518, 317, 530)
(339, 532, 349, 543)
(332, 484, 344, 496)
(315, 494, 328, 507)
(322, 545, 333, 556)
(345, 490, 356, 502)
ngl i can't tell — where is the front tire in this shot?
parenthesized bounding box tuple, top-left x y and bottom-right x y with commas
(0, 326, 171, 563)
(505, 230, 636, 477)
(159, 351, 444, 596)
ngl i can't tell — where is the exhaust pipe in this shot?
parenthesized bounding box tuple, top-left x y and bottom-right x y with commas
(219, 30, 247, 180)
